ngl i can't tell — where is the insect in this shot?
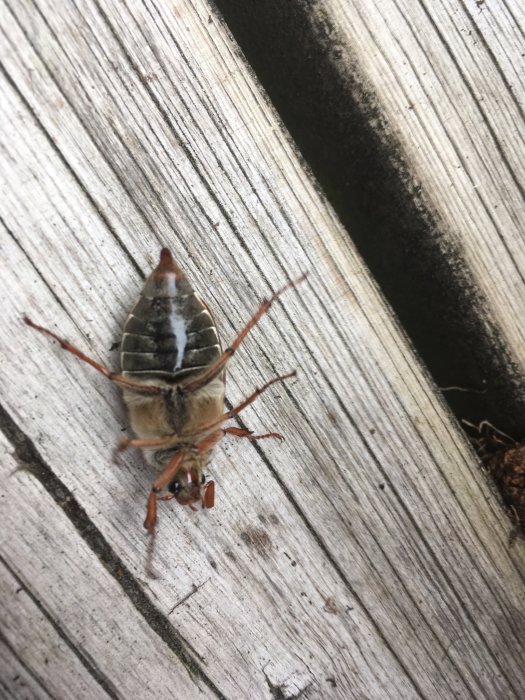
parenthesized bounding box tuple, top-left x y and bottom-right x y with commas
(25, 248, 304, 572)
(464, 419, 525, 542)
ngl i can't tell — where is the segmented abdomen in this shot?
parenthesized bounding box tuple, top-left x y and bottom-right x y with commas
(120, 252, 221, 382)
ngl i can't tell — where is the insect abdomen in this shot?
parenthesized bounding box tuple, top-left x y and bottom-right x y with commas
(120, 250, 221, 382)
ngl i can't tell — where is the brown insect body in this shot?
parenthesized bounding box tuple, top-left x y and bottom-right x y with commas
(120, 249, 224, 508)
(24, 247, 304, 573)
(487, 443, 525, 529)
(465, 420, 525, 534)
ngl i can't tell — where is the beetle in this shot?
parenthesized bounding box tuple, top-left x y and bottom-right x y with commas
(464, 420, 525, 539)
(24, 248, 304, 570)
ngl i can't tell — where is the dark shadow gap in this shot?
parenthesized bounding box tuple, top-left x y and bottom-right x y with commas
(211, 0, 525, 437)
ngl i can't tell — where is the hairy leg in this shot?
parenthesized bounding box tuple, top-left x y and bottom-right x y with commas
(180, 274, 306, 395)
(24, 317, 163, 396)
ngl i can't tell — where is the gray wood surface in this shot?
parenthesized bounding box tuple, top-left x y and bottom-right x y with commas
(213, 0, 525, 431)
(312, 0, 525, 373)
(1, 1, 524, 699)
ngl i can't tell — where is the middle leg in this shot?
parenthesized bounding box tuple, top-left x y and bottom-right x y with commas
(191, 371, 296, 437)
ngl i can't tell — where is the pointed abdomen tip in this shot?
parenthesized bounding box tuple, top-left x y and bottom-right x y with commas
(159, 248, 174, 266)
(155, 247, 184, 277)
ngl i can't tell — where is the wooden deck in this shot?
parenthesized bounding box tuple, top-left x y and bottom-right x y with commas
(1, 1, 524, 698)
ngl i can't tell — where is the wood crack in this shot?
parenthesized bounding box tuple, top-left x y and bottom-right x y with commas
(1, 555, 120, 700)
(0, 403, 226, 699)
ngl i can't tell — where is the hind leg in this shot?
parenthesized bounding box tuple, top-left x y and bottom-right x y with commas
(179, 274, 306, 395)
(190, 371, 296, 438)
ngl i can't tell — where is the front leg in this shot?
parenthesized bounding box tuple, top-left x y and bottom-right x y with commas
(143, 451, 185, 534)
(24, 316, 164, 397)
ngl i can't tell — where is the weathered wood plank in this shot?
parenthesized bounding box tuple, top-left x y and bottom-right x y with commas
(1, 558, 113, 700)
(319, 0, 525, 358)
(0, 631, 54, 700)
(0, 1, 524, 698)
(0, 432, 214, 699)
(214, 0, 525, 431)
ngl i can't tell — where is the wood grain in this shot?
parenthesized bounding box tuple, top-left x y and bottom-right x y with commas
(214, 0, 525, 432)
(322, 0, 525, 360)
(0, 1, 524, 698)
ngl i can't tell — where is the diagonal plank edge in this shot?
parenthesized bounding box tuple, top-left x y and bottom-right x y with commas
(0, 1, 524, 698)
(0, 404, 225, 698)
(214, 0, 525, 436)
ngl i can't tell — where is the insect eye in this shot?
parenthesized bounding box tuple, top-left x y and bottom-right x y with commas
(168, 479, 182, 494)
(201, 474, 206, 485)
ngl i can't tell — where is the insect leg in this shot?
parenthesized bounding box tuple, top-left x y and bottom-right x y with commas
(180, 274, 306, 395)
(112, 434, 179, 465)
(223, 370, 296, 420)
(223, 427, 284, 442)
(195, 429, 225, 455)
(24, 316, 163, 396)
(144, 451, 185, 533)
(192, 371, 296, 436)
(202, 480, 215, 508)
(116, 435, 178, 453)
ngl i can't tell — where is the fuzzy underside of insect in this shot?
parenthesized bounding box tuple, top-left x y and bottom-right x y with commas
(119, 248, 226, 482)
(25, 246, 304, 575)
